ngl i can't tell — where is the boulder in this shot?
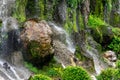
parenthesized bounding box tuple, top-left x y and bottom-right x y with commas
(53, 40, 81, 67)
(103, 50, 117, 67)
(20, 19, 54, 66)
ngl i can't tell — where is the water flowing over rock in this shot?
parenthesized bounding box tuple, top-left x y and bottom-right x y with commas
(53, 40, 80, 67)
(0, 0, 15, 20)
(48, 22, 75, 53)
(48, 22, 79, 67)
(0, 1, 31, 79)
(20, 20, 54, 66)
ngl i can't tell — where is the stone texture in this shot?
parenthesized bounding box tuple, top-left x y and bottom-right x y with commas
(20, 19, 54, 65)
(53, 40, 81, 67)
(103, 50, 117, 67)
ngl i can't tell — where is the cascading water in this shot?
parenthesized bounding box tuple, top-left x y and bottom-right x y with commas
(48, 22, 75, 53)
(0, 0, 31, 80)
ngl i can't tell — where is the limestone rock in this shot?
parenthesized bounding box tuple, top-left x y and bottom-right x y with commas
(20, 19, 54, 65)
(53, 40, 81, 67)
(103, 50, 117, 67)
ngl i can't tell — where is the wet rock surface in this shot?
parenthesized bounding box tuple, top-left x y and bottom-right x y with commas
(53, 40, 80, 67)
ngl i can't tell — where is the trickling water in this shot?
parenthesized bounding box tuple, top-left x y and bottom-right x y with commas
(86, 48, 105, 75)
(48, 22, 75, 53)
(0, 0, 31, 80)
(0, 0, 15, 20)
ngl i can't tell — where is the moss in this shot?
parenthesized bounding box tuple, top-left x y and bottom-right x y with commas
(12, 0, 28, 22)
(94, 0, 104, 18)
(0, 20, 2, 27)
(28, 41, 41, 58)
(88, 15, 109, 43)
(62, 66, 92, 80)
(38, 0, 45, 20)
(111, 13, 120, 27)
(64, 7, 78, 34)
(29, 74, 52, 80)
(97, 68, 120, 80)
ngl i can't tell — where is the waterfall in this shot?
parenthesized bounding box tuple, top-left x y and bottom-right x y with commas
(86, 48, 107, 75)
(48, 22, 75, 53)
(0, 0, 31, 80)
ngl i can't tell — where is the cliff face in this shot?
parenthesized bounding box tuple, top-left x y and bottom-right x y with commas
(10, 0, 120, 74)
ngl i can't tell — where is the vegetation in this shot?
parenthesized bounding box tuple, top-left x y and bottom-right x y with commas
(108, 28, 120, 59)
(7, 0, 120, 80)
(62, 66, 92, 80)
(29, 74, 52, 80)
(97, 68, 120, 80)
(88, 15, 108, 28)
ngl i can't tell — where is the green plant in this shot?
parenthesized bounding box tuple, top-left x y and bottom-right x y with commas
(47, 68, 61, 77)
(108, 28, 120, 59)
(88, 15, 108, 28)
(29, 74, 52, 80)
(62, 66, 91, 80)
(108, 36, 120, 54)
(24, 62, 40, 74)
(97, 68, 120, 80)
(12, 0, 28, 22)
(116, 60, 120, 69)
(66, 0, 82, 8)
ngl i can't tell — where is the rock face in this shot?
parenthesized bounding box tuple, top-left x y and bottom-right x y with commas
(103, 50, 117, 67)
(20, 19, 54, 66)
(10, 51, 24, 67)
(53, 40, 81, 67)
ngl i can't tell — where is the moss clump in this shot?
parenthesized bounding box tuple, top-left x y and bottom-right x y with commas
(62, 66, 91, 80)
(97, 68, 120, 80)
(38, 0, 45, 20)
(88, 15, 110, 43)
(88, 15, 108, 28)
(64, 8, 78, 33)
(116, 60, 120, 70)
(108, 28, 120, 56)
(12, 0, 28, 22)
(29, 74, 52, 80)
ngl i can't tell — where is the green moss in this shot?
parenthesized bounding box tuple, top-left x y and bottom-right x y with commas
(111, 13, 120, 27)
(0, 20, 2, 27)
(38, 0, 45, 20)
(88, 15, 108, 28)
(64, 8, 78, 33)
(94, 0, 104, 18)
(62, 66, 92, 80)
(97, 68, 120, 80)
(12, 0, 28, 22)
(25, 58, 63, 79)
(108, 28, 120, 55)
(88, 15, 109, 42)
(29, 74, 52, 80)
(28, 41, 41, 58)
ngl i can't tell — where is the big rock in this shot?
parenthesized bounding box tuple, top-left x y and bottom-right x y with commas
(103, 50, 117, 67)
(20, 19, 54, 66)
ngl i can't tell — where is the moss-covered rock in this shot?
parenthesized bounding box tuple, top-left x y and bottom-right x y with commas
(20, 19, 54, 66)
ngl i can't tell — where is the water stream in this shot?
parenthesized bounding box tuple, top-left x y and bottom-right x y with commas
(48, 22, 75, 53)
(0, 0, 31, 80)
